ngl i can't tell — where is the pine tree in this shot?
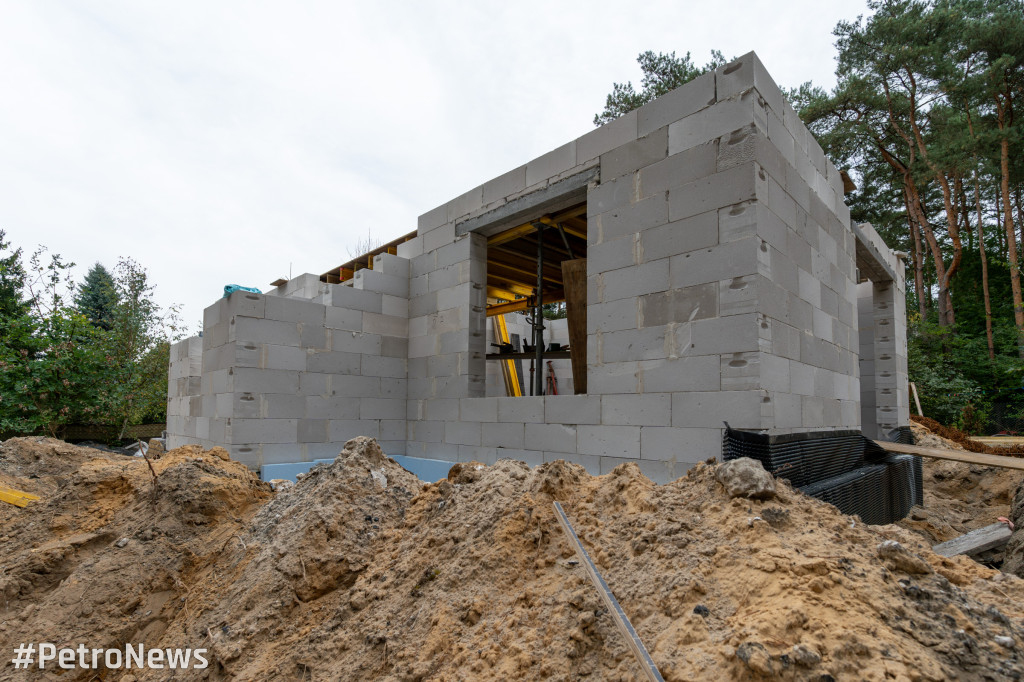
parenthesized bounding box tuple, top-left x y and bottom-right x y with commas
(593, 50, 730, 126)
(0, 229, 28, 321)
(75, 263, 117, 330)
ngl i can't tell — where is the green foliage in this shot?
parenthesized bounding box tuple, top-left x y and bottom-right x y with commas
(907, 317, 984, 427)
(790, 0, 1024, 430)
(0, 236, 183, 440)
(0, 229, 28, 321)
(541, 302, 567, 320)
(75, 262, 117, 330)
(594, 50, 730, 126)
(99, 258, 182, 437)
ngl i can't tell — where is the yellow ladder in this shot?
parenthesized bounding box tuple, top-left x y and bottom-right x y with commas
(491, 315, 522, 397)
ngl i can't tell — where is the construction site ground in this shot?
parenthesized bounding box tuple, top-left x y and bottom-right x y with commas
(2, 424, 1024, 681)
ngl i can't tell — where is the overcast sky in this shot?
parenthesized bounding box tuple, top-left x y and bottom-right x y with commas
(0, 0, 872, 331)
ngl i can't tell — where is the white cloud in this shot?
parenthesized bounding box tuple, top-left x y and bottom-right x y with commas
(0, 0, 869, 329)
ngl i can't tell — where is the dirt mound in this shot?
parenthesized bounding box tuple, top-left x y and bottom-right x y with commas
(4, 437, 1024, 681)
(0, 437, 271, 681)
(911, 415, 1024, 457)
(898, 423, 1022, 546)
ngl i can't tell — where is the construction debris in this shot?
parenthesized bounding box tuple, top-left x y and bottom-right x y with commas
(934, 523, 1014, 559)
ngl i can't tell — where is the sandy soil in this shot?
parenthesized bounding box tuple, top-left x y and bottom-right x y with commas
(2, 436, 1024, 681)
(897, 422, 1021, 546)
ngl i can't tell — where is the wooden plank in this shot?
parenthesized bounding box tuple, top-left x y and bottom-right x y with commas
(933, 522, 1013, 558)
(486, 278, 535, 298)
(488, 252, 563, 285)
(975, 437, 1024, 446)
(876, 440, 1024, 470)
(561, 258, 587, 394)
(552, 502, 665, 682)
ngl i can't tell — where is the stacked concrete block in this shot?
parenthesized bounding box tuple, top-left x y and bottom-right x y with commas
(857, 278, 909, 440)
(266, 273, 330, 300)
(405, 392, 693, 484)
(406, 233, 487, 425)
(857, 282, 878, 439)
(165, 259, 411, 469)
(166, 335, 203, 449)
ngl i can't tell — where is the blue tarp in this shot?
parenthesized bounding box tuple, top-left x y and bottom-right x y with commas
(223, 284, 262, 298)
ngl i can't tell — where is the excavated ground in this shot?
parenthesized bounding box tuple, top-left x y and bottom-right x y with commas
(897, 422, 1021, 545)
(2, 436, 1024, 681)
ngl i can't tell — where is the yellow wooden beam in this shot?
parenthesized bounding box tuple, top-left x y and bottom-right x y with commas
(488, 222, 539, 247)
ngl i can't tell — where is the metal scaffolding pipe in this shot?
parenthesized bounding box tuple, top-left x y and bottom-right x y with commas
(534, 223, 545, 396)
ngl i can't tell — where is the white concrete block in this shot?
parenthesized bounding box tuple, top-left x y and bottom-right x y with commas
(640, 426, 721, 462)
(329, 419, 380, 441)
(360, 398, 405, 420)
(577, 425, 641, 458)
(231, 418, 297, 444)
(461, 397, 498, 422)
(381, 294, 409, 319)
(577, 109, 638, 163)
(668, 92, 756, 156)
(672, 391, 762, 429)
(306, 351, 360, 375)
(361, 355, 407, 379)
(637, 69, 716, 137)
(265, 296, 324, 325)
(638, 356, 721, 393)
(545, 395, 601, 425)
(481, 422, 525, 449)
(601, 393, 671, 426)
(445, 420, 482, 446)
(525, 423, 577, 452)
(525, 141, 577, 187)
(497, 396, 544, 422)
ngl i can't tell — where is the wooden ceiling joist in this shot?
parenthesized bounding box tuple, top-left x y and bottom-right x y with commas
(320, 229, 417, 284)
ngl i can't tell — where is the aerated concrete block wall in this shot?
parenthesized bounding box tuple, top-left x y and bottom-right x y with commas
(166, 335, 202, 446)
(397, 51, 875, 481)
(166, 254, 410, 468)
(855, 222, 910, 440)
(167, 51, 907, 482)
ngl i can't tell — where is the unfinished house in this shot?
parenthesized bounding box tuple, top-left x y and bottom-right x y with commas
(167, 52, 911, 497)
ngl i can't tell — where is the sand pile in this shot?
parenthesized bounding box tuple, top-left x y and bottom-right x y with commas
(4, 437, 1024, 681)
(0, 437, 270, 681)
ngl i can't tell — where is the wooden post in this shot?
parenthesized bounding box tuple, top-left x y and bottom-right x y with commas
(910, 382, 924, 417)
(561, 258, 587, 394)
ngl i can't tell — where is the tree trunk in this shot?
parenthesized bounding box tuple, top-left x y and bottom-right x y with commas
(956, 174, 973, 252)
(974, 169, 996, 360)
(908, 178, 952, 324)
(904, 184, 928, 318)
(997, 95, 1024, 356)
